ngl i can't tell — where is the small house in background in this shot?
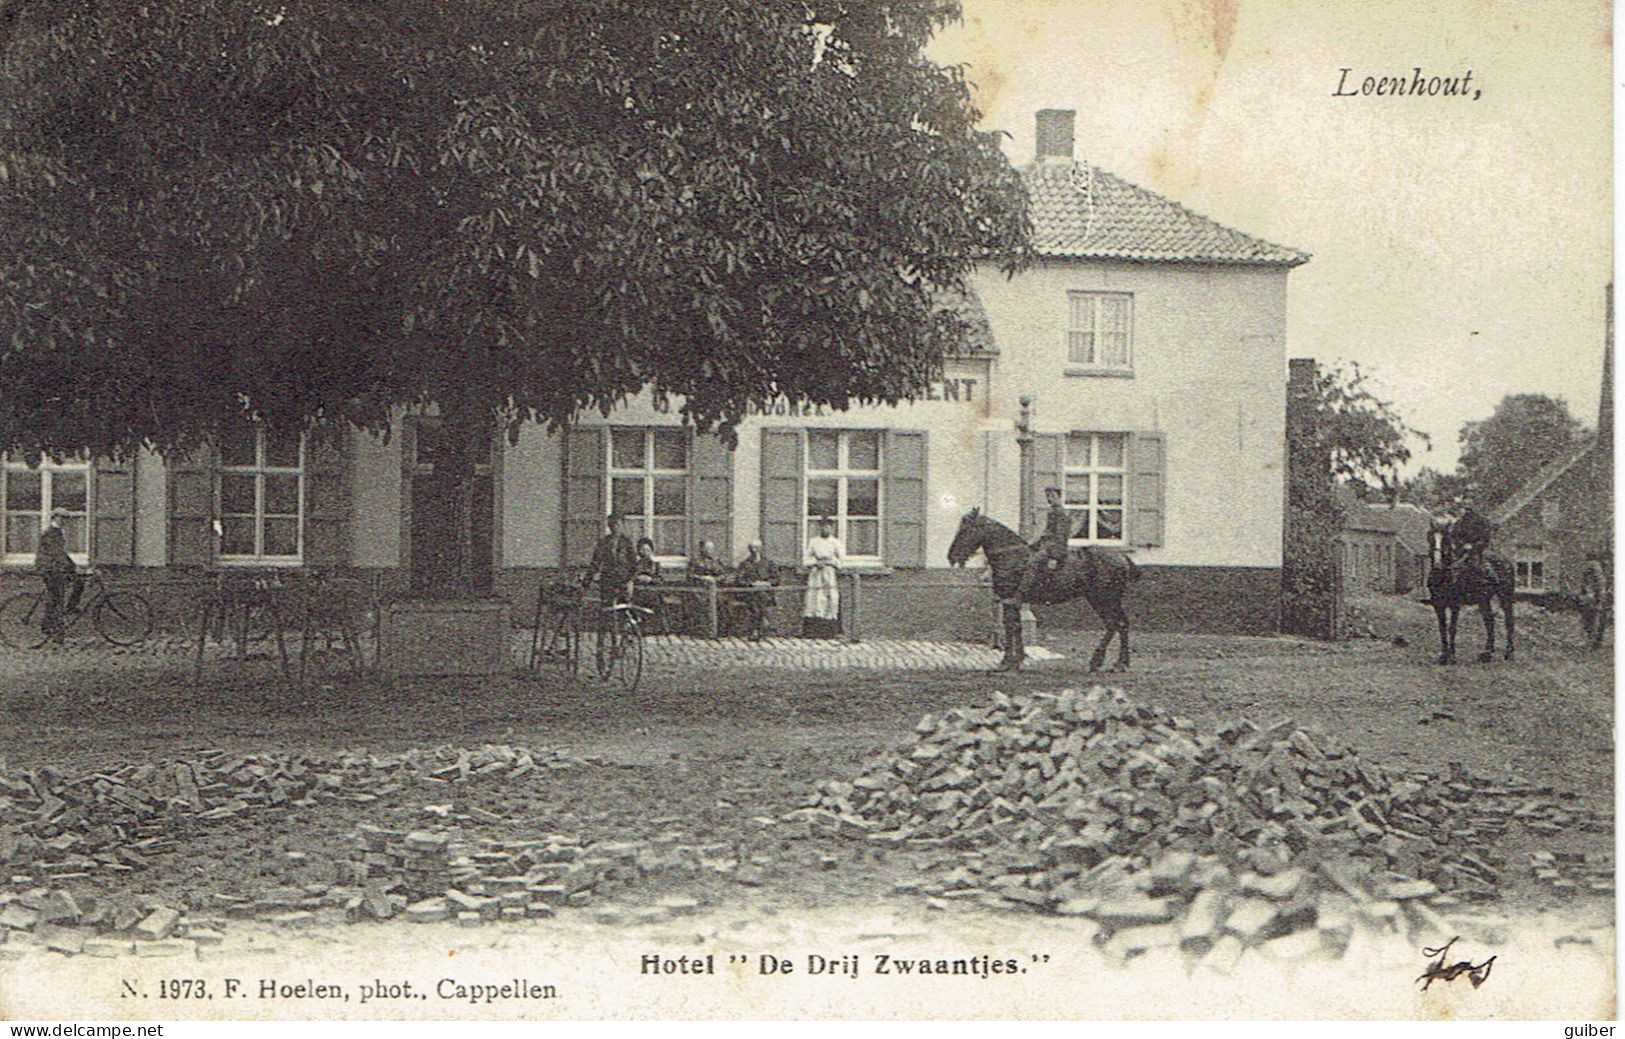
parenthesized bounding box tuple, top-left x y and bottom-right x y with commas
(1334, 486, 1433, 594)
(1487, 286, 1613, 600)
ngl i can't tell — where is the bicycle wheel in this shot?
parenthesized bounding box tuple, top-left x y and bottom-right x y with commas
(0, 592, 48, 650)
(613, 620, 643, 691)
(541, 608, 580, 677)
(95, 593, 153, 646)
(594, 615, 618, 681)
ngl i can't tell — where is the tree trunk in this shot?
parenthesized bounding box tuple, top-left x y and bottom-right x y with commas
(422, 400, 487, 600)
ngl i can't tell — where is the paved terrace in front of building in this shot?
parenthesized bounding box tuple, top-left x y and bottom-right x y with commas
(0, 632, 1065, 678)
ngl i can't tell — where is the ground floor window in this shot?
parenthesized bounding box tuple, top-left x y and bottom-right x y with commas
(1064, 432, 1127, 544)
(609, 427, 689, 558)
(218, 425, 305, 563)
(805, 429, 882, 559)
(2, 457, 90, 565)
(1514, 547, 1546, 592)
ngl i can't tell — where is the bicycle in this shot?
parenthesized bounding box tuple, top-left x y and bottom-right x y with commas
(529, 580, 585, 677)
(591, 600, 649, 692)
(0, 569, 154, 649)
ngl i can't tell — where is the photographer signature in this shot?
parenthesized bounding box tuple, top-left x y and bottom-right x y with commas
(1417, 937, 1495, 990)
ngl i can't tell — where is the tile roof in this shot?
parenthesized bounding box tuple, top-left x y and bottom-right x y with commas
(1023, 161, 1310, 267)
(1487, 436, 1599, 525)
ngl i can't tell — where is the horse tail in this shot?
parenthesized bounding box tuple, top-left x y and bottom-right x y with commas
(1125, 552, 1142, 583)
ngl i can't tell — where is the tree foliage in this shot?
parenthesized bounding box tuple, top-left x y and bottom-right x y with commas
(0, 0, 1032, 470)
(1311, 361, 1431, 498)
(1396, 465, 1467, 515)
(1456, 393, 1586, 511)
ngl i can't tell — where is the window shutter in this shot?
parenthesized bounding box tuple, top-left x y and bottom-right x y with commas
(759, 428, 803, 565)
(882, 430, 927, 567)
(1130, 431, 1166, 548)
(689, 431, 734, 562)
(1029, 433, 1064, 537)
(562, 427, 606, 567)
(91, 456, 136, 565)
(303, 430, 350, 567)
(167, 446, 217, 567)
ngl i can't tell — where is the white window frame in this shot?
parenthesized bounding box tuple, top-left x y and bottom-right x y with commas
(605, 427, 690, 562)
(1513, 546, 1547, 593)
(1066, 290, 1134, 371)
(1063, 432, 1129, 546)
(804, 429, 883, 563)
(1, 456, 92, 566)
(217, 429, 306, 566)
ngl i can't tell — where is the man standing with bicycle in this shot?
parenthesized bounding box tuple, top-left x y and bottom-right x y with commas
(34, 508, 78, 644)
(585, 512, 637, 610)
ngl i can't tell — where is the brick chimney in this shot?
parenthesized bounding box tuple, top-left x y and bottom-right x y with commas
(1035, 109, 1075, 164)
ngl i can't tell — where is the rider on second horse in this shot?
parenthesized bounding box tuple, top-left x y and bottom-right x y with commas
(1449, 506, 1494, 570)
(1017, 486, 1072, 601)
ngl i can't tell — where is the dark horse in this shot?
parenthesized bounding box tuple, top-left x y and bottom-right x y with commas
(1426, 525, 1515, 664)
(947, 508, 1139, 671)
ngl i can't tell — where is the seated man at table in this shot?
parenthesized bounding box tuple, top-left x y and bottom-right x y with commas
(687, 540, 726, 583)
(723, 541, 776, 640)
(681, 540, 728, 635)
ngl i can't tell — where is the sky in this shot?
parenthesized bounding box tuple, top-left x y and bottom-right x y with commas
(929, 0, 1613, 475)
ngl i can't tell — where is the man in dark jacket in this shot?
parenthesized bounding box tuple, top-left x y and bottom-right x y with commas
(34, 509, 77, 643)
(585, 513, 637, 607)
(1018, 486, 1072, 600)
(1451, 507, 1494, 569)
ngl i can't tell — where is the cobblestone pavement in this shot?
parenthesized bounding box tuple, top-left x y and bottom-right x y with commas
(0, 630, 1064, 677)
(618, 633, 1063, 671)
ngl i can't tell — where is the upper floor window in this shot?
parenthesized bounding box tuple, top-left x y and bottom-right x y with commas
(1067, 291, 1133, 370)
(806, 429, 882, 560)
(219, 426, 304, 563)
(609, 428, 689, 558)
(2, 457, 90, 565)
(1064, 432, 1127, 544)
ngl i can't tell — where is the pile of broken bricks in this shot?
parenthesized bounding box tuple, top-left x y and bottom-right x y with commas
(0, 744, 599, 957)
(0, 744, 582, 887)
(0, 887, 234, 959)
(797, 685, 1609, 968)
(1528, 850, 1614, 897)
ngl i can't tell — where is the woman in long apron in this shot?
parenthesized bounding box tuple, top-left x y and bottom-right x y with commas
(802, 517, 844, 638)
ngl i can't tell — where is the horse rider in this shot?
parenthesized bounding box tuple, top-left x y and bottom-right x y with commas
(1017, 485, 1072, 600)
(1450, 506, 1494, 571)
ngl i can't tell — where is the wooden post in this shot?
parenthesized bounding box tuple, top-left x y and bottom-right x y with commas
(849, 571, 862, 642)
(706, 581, 718, 638)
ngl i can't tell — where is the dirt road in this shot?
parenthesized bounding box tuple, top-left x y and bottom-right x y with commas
(0, 592, 1612, 1018)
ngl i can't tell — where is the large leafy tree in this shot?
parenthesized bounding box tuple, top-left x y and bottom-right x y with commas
(0, 0, 1031, 588)
(1456, 393, 1586, 511)
(1311, 361, 1431, 499)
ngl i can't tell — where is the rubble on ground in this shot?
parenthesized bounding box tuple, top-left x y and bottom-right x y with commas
(797, 685, 1612, 967)
(0, 744, 581, 881)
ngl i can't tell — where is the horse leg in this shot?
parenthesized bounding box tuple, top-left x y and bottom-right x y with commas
(1443, 601, 1456, 666)
(1110, 599, 1131, 671)
(1501, 588, 1515, 660)
(993, 601, 1023, 672)
(1082, 593, 1111, 671)
(1477, 600, 1495, 663)
(1448, 605, 1462, 664)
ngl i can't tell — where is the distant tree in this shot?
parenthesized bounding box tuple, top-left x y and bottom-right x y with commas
(1397, 465, 1467, 515)
(0, 0, 1032, 593)
(1311, 361, 1432, 499)
(1457, 394, 1586, 511)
